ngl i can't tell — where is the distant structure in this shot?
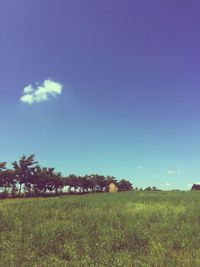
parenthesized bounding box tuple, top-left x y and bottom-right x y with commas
(109, 183, 118, 192)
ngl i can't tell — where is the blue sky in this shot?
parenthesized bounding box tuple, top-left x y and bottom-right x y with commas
(1, 1, 200, 189)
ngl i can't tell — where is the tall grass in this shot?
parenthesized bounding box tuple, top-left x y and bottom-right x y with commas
(0, 191, 200, 266)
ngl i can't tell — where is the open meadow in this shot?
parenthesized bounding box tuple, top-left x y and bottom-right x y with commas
(1, 191, 200, 267)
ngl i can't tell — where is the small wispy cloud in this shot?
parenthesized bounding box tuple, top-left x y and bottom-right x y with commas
(164, 183, 171, 187)
(168, 170, 176, 176)
(20, 79, 63, 105)
(137, 165, 142, 170)
(167, 168, 182, 176)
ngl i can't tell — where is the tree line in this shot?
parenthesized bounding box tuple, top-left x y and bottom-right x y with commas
(0, 154, 133, 198)
(136, 186, 161, 191)
(191, 184, 200, 190)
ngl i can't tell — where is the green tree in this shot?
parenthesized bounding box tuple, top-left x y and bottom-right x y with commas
(191, 184, 200, 190)
(0, 162, 6, 171)
(31, 166, 63, 195)
(88, 174, 107, 192)
(50, 171, 64, 195)
(12, 154, 37, 196)
(65, 174, 79, 192)
(0, 162, 7, 195)
(118, 179, 133, 191)
(87, 174, 96, 192)
(78, 175, 91, 192)
(0, 163, 17, 198)
(144, 186, 152, 191)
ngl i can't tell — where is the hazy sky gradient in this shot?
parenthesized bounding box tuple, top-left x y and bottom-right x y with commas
(1, 1, 200, 189)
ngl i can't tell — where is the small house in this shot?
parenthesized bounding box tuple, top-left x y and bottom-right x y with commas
(108, 183, 118, 192)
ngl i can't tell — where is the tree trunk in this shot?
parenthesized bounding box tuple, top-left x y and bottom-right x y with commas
(19, 183, 22, 196)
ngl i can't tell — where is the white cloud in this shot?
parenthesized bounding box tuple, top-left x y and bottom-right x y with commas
(168, 170, 176, 176)
(20, 79, 63, 105)
(23, 84, 34, 94)
(20, 94, 34, 105)
(167, 168, 182, 176)
(164, 183, 171, 187)
(137, 165, 142, 170)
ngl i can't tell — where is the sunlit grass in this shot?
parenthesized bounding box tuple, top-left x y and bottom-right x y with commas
(0, 191, 200, 266)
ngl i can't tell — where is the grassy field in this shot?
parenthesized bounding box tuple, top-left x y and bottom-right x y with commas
(0, 191, 200, 267)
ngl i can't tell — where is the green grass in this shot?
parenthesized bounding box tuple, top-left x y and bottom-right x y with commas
(1, 191, 200, 266)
